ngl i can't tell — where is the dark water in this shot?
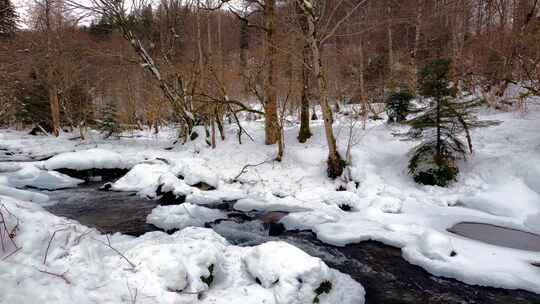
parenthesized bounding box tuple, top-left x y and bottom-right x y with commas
(449, 222, 540, 252)
(31, 182, 540, 304)
(43, 182, 160, 236)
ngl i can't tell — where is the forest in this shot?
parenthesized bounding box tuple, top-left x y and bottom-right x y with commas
(1, 0, 540, 303)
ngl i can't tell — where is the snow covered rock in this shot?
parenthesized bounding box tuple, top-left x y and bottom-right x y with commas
(43, 148, 132, 171)
(418, 231, 455, 261)
(7, 166, 83, 190)
(369, 196, 403, 213)
(147, 203, 227, 231)
(186, 187, 246, 206)
(244, 241, 365, 304)
(321, 191, 366, 211)
(111, 162, 171, 197)
(179, 161, 220, 188)
(235, 195, 313, 213)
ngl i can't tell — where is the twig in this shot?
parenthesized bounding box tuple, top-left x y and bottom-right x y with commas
(0, 203, 19, 253)
(127, 281, 138, 304)
(2, 246, 21, 261)
(92, 235, 136, 270)
(233, 159, 274, 181)
(43, 227, 70, 265)
(36, 268, 72, 285)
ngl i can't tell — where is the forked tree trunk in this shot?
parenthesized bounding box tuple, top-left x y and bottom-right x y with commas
(264, 0, 280, 145)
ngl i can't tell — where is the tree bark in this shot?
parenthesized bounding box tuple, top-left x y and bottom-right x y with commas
(45, 0, 60, 137)
(297, 3, 312, 143)
(264, 0, 280, 145)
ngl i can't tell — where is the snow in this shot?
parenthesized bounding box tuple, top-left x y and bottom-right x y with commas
(0, 195, 364, 304)
(111, 162, 172, 197)
(0, 185, 50, 203)
(147, 203, 228, 231)
(234, 194, 314, 213)
(43, 148, 134, 171)
(7, 165, 83, 190)
(369, 196, 403, 213)
(525, 213, 540, 234)
(459, 177, 540, 220)
(416, 230, 454, 261)
(244, 241, 365, 304)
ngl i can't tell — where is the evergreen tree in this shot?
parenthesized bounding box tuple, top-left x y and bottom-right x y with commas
(0, 0, 17, 37)
(89, 15, 115, 38)
(99, 99, 122, 138)
(400, 59, 499, 186)
(15, 72, 53, 131)
(386, 89, 414, 123)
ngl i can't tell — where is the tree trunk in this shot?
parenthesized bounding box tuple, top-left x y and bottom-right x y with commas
(387, 5, 395, 89)
(45, 0, 60, 137)
(297, 3, 312, 143)
(358, 35, 369, 129)
(49, 86, 60, 136)
(302, 3, 344, 178)
(264, 0, 279, 145)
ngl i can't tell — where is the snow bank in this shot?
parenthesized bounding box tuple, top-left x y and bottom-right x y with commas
(7, 166, 83, 190)
(234, 195, 314, 213)
(0, 185, 49, 204)
(43, 148, 133, 171)
(459, 178, 540, 220)
(147, 203, 227, 231)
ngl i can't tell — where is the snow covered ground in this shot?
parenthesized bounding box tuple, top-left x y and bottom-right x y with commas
(1, 99, 540, 299)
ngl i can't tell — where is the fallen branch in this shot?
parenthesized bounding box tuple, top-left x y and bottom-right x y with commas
(233, 159, 274, 181)
(36, 268, 71, 285)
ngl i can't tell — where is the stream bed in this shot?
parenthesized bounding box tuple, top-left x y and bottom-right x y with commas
(35, 181, 540, 304)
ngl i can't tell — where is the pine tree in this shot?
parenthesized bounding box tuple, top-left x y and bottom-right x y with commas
(386, 89, 414, 123)
(99, 99, 121, 138)
(89, 15, 115, 38)
(0, 0, 17, 37)
(400, 59, 499, 186)
(16, 72, 53, 132)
